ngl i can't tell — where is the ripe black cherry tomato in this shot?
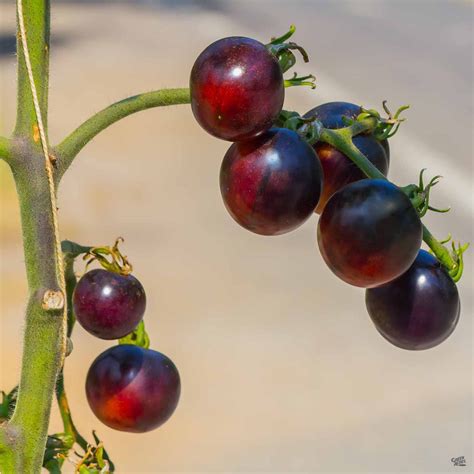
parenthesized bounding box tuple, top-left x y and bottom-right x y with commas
(305, 101, 389, 213)
(86, 345, 180, 433)
(366, 250, 460, 350)
(317, 179, 422, 288)
(220, 128, 323, 235)
(190, 37, 284, 141)
(73, 268, 146, 340)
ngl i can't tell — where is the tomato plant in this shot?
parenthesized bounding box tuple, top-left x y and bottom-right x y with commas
(0, 2, 468, 471)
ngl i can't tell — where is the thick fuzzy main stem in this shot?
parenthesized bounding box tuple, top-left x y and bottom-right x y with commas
(0, 0, 66, 471)
(0, 148, 65, 473)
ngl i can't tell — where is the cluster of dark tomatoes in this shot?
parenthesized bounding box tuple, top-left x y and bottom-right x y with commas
(72, 34, 460, 437)
(73, 269, 180, 433)
(190, 36, 460, 351)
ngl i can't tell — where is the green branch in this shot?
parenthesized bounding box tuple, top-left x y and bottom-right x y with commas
(55, 88, 191, 179)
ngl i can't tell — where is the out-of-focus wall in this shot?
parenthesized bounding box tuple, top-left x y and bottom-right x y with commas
(1, 1, 472, 472)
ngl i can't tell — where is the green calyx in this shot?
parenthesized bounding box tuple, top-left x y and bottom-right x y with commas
(83, 237, 133, 276)
(266, 25, 315, 89)
(401, 169, 451, 218)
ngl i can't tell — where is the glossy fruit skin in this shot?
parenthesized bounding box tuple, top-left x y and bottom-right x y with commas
(73, 269, 146, 340)
(304, 102, 390, 163)
(86, 345, 181, 433)
(366, 250, 460, 350)
(305, 101, 363, 129)
(314, 135, 389, 213)
(305, 101, 390, 213)
(190, 37, 284, 141)
(317, 179, 422, 288)
(220, 128, 323, 235)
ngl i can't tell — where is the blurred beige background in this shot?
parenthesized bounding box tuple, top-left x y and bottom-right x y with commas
(1, 1, 472, 472)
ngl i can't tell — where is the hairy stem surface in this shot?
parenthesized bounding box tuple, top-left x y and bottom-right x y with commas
(56, 87, 191, 179)
(0, 137, 13, 161)
(3, 148, 65, 472)
(14, 0, 50, 140)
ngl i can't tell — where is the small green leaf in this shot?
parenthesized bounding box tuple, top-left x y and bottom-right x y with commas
(0, 386, 18, 421)
(61, 240, 92, 258)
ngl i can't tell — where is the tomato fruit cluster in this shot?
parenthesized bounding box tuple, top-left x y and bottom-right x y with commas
(191, 36, 322, 235)
(190, 35, 461, 351)
(73, 267, 180, 432)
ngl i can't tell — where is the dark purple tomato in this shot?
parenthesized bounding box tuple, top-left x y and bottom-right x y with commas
(220, 128, 323, 235)
(305, 101, 390, 213)
(366, 250, 460, 350)
(190, 37, 284, 141)
(317, 179, 422, 288)
(314, 135, 388, 213)
(86, 345, 180, 433)
(304, 101, 390, 163)
(73, 269, 146, 340)
(305, 101, 363, 129)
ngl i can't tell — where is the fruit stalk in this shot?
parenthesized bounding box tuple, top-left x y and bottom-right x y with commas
(319, 119, 386, 180)
(56, 374, 88, 452)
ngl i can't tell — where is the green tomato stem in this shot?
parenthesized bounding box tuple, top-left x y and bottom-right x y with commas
(55, 374, 88, 452)
(55, 88, 191, 180)
(319, 118, 385, 180)
(422, 226, 457, 272)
